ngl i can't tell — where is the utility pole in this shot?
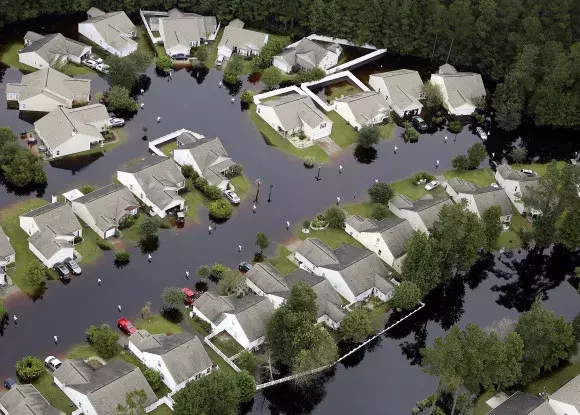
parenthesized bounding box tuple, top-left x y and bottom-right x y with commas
(445, 37, 454, 64)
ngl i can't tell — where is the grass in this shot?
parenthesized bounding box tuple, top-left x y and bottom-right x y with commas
(378, 122, 396, 140)
(149, 405, 173, 415)
(525, 360, 580, 395)
(327, 111, 358, 148)
(206, 27, 225, 66)
(211, 332, 244, 357)
(498, 204, 530, 249)
(181, 189, 207, 221)
(343, 201, 377, 218)
(296, 226, 363, 249)
(390, 177, 445, 201)
(230, 175, 251, 198)
(134, 314, 183, 334)
(159, 139, 177, 157)
(323, 81, 361, 102)
(33, 373, 75, 414)
(188, 317, 212, 337)
(0, 41, 37, 72)
(75, 223, 103, 264)
(155, 44, 168, 58)
(473, 390, 495, 415)
(0, 198, 48, 293)
(511, 161, 567, 177)
(267, 245, 297, 275)
(442, 168, 496, 187)
(67, 344, 96, 359)
(249, 104, 328, 163)
(204, 344, 236, 375)
(58, 62, 94, 76)
(119, 213, 146, 244)
(136, 26, 156, 57)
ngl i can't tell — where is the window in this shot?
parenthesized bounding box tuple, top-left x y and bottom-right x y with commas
(190, 40, 196, 47)
(418, 92, 425, 98)
(320, 123, 326, 129)
(7, 93, 18, 100)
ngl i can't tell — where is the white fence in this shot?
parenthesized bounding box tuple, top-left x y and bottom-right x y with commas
(204, 332, 242, 372)
(146, 396, 174, 413)
(327, 48, 387, 74)
(139, 10, 166, 47)
(148, 128, 205, 156)
(301, 70, 371, 111)
(299, 34, 378, 50)
(253, 85, 306, 104)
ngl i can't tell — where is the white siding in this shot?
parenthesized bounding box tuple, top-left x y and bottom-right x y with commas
(334, 101, 359, 129)
(388, 203, 429, 234)
(19, 94, 72, 112)
(218, 45, 232, 59)
(19, 52, 50, 69)
(29, 242, 73, 267)
(273, 56, 292, 73)
(302, 118, 332, 140)
(19, 216, 40, 236)
(78, 23, 136, 57)
(345, 223, 397, 268)
(44, 132, 103, 158)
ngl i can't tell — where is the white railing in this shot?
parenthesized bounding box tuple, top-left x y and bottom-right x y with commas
(148, 129, 205, 156)
(253, 85, 306, 104)
(204, 333, 242, 372)
(327, 49, 387, 74)
(300, 70, 371, 111)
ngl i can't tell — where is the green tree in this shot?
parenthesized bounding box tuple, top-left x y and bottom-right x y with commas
(128, 50, 151, 72)
(240, 89, 254, 104)
(286, 283, 317, 320)
(161, 286, 185, 308)
(143, 368, 163, 391)
(223, 72, 238, 85)
(209, 199, 233, 220)
(116, 389, 148, 415)
(423, 82, 444, 109)
(340, 308, 373, 343)
(559, 208, 580, 250)
(572, 312, 580, 343)
(402, 232, 441, 295)
(156, 54, 172, 72)
(325, 206, 346, 229)
(141, 301, 152, 320)
(368, 182, 394, 204)
(15, 356, 44, 381)
(448, 120, 463, 135)
(107, 86, 138, 112)
(291, 327, 338, 381)
(392, 281, 422, 310)
(235, 371, 256, 402)
(0, 142, 46, 187)
(515, 301, 577, 384)
(114, 249, 131, 265)
(510, 147, 527, 163)
(481, 206, 502, 252)
(105, 55, 139, 90)
(211, 264, 230, 279)
(86, 324, 119, 358)
(218, 270, 245, 295)
(255, 232, 269, 252)
(492, 75, 524, 131)
(138, 217, 159, 241)
(25, 262, 47, 293)
(236, 351, 258, 373)
(261, 66, 283, 89)
(467, 142, 487, 169)
(357, 125, 381, 148)
(451, 154, 471, 170)
(0, 127, 17, 146)
(403, 125, 420, 142)
(195, 46, 208, 63)
(173, 370, 240, 415)
(226, 55, 244, 76)
(196, 265, 211, 279)
(371, 203, 390, 220)
(181, 165, 195, 178)
(0, 300, 7, 319)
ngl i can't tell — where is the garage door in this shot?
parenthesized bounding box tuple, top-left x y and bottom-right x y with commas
(104, 228, 116, 238)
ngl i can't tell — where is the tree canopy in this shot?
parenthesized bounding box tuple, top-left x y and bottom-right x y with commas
(392, 281, 422, 310)
(86, 324, 119, 358)
(340, 308, 373, 343)
(0, 129, 46, 188)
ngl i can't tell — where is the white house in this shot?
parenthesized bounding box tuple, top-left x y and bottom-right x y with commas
(117, 155, 186, 218)
(294, 238, 397, 304)
(218, 19, 268, 59)
(368, 69, 424, 117)
(345, 216, 414, 273)
(494, 164, 540, 216)
(245, 263, 347, 329)
(53, 359, 157, 415)
(444, 177, 513, 224)
(273, 38, 342, 74)
(157, 8, 218, 56)
(6, 68, 91, 112)
(19, 32, 91, 69)
(19, 202, 82, 267)
(128, 331, 212, 393)
(0, 383, 64, 414)
(34, 104, 109, 158)
(256, 93, 332, 140)
(429, 64, 486, 116)
(71, 184, 139, 239)
(173, 137, 236, 190)
(388, 194, 452, 234)
(334, 91, 390, 129)
(192, 292, 275, 350)
(0, 226, 15, 286)
(78, 7, 137, 57)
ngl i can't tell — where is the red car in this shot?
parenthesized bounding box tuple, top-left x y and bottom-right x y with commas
(117, 317, 136, 335)
(181, 287, 198, 305)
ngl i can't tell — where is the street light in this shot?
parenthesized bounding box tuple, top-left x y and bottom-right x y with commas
(316, 163, 323, 181)
(268, 184, 273, 203)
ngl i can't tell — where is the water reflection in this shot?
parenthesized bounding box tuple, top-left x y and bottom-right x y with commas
(188, 66, 209, 84)
(49, 153, 104, 173)
(353, 145, 377, 164)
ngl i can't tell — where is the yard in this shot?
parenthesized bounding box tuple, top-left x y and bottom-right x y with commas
(149, 405, 173, 415)
(390, 176, 446, 201)
(296, 225, 363, 249)
(343, 201, 376, 218)
(351, 298, 391, 332)
(322, 81, 361, 102)
(266, 245, 297, 275)
(327, 111, 358, 147)
(188, 315, 212, 337)
(0, 41, 37, 72)
(442, 168, 496, 187)
(206, 28, 225, 66)
(75, 223, 104, 265)
(248, 104, 329, 163)
(511, 161, 567, 177)
(230, 175, 251, 198)
(210, 332, 244, 357)
(58, 62, 94, 76)
(498, 205, 530, 249)
(181, 189, 207, 220)
(378, 122, 396, 140)
(134, 314, 184, 334)
(158, 139, 177, 157)
(33, 372, 75, 414)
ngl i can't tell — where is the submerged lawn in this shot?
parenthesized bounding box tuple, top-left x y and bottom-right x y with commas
(267, 245, 297, 275)
(296, 226, 363, 249)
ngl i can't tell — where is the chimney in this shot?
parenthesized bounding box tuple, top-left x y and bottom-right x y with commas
(51, 195, 58, 203)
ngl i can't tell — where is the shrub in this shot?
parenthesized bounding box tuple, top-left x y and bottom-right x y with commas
(236, 351, 258, 373)
(452, 154, 471, 170)
(325, 207, 346, 229)
(241, 90, 254, 104)
(192, 315, 212, 334)
(197, 265, 211, 279)
(303, 156, 315, 168)
(86, 324, 119, 358)
(181, 165, 195, 178)
(139, 217, 159, 240)
(144, 368, 163, 390)
(261, 66, 283, 89)
(223, 72, 238, 85)
(114, 249, 130, 265)
(225, 163, 243, 178)
(118, 213, 137, 230)
(25, 262, 47, 293)
(302, 220, 310, 229)
(371, 203, 390, 220)
(403, 125, 420, 142)
(357, 125, 381, 148)
(0, 300, 7, 319)
(368, 182, 394, 205)
(194, 176, 209, 192)
(156, 54, 172, 72)
(448, 120, 463, 134)
(209, 199, 233, 220)
(205, 185, 223, 200)
(256, 232, 269, 252)
(211, 264, 230, 279)
(15, 356, 44, 381)
(467, 142, 487, 169)
(412, 171, 435, 184)
(96, 239, 114, 250)
(195, 46, 208, 63)
(79, 184, 96, 194)
(161, 286, 185, 308)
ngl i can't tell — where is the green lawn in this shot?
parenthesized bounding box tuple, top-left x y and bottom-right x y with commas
(230, 175, 251, 198)
(525, 360, 580, 395)
(136, 26, 156, 58)
(119, 213, 146, 244)
(149, 405, 173, 415)
(0, 41, 37, 72)
(181, 189, 208, 221)
(473, 390, 495, 415)
(323, 81, 361, 102)
(296, 226, 363, 249)
(67, 344, 96, 359)
(33, 373, 75, 414)
(206, 28, 225, 66)
(75, 223, 103, 264)
(442, 168, 496, 187)
(211, 332, 244, 357)
(511, 161, 567, 177)
(249, 104, 328, 163)
(390, 177, 445, 201)
(134, 314, 183, 334)
(267, 245, 297, 275)
(188, 316, 212, 337)
(159, 140, 177, 157)
(343, 201, 376, 218)
(379, 122, 396, 140)
(327, 111, 358, 147)
(204, 344, 236, 375)
(498, 204, 530, 249)
(58, 62, 94, 76)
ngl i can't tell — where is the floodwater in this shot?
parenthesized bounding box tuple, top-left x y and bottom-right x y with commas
(0, 16, 579, 415)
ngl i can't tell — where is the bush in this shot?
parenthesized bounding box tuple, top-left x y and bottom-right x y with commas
(0, 300, 7, 319)
(96, 239, 114, 250)
(256, 232, 269, 252)
(209, 199, 233, 220)
(195, 46, 208, 63)
(181, 165, 195, 178)
(15, 356, 44, 381)
(114, 249, 130, 265)
(106, 86, 138, 112)
(225, 163, 244, 178)
(236, 351, 258, 373)
(205, 185, 223, 200)
(311, 213, 328, 228)
(86, 324, 119, 358)
(303, 156, 315, 168)
(192, 315, 212, 334)
(139, 217, 159, 240)
(211, 263, 230, 279)
(448, 120, 463, 134)
(161, 286, 185, 308)
(79, 184, 96, 194)
(261, 66, 283, 89)
(118, 213, 137, 230)
(357, 125, 381, 148)
(325, 207, 346, 229)
(371, 203, 390, 220)
(194, 176, 209, 192)
(25, 262, 47, 293)
(156, 54, 172, 72)
(144, 368, 163, 390)
(467, 142, 487, 169)
(241, 89, 254, 104)
(223, 72, 238, 85)
(403, 125, 420, 142)
(412, 171, 435, 184)
(368, 182, 394, 205)
(302, 220, 310, 229)
(451, 154, 471, 170)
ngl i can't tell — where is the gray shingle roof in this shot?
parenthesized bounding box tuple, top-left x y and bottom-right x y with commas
(24, 31, 46, 43)
(448, 178, 513, 216)
(0, 383, 64, 415)
(546, 374, 580, 411)
(0, 226, 15, 259)
(391, 194, 452, 230)
(261, 93, 330, 131)
(176, 130, 200, 146)
(496, 164, 539, 182)
(438, 63, 458, 75)
(6, 68, 90, 103)
(487, 391, 544, 414)
(245, 263, 289, 294)
(73, 183, 138, 233)
(295, 238, 339, 267)
(335, 91, 389, 125)
(370, 69, 423, 111)
(177, 137, 234, 187)
(160, 14, 217, 50)
(21, 202, 81, 235)
(219, 20, 268, 53)
(435, 65, 486, 107)
(19, 33, 89, 66)
(276, 38, 331, 69)
(83, 10, 137, 53)
(28, 226, 73, 259)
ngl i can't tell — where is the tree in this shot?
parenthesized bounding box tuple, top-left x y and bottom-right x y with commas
(236, 351, 258, 373)
(235, 371, 256, 402)
(492, 75, 524, 131)
(357, 125, 381, 148)
(340, 308, 373, 342)
(107, 86, 138, 112)
(240, 89, 254, 104)
(481, 206, 502, 252)
(204, 185, 222, 200)
(423, 82, 444, 109)
(467, 142, 487, 169)
(223, 72, 238, 85)
(195, 46, 208, 63)
(208, 199, 233, 220)
(211, 264, 230, 279)
(572, 312, 580, 343)
(141, 302, 152, 320)
(15, 356, 44, 381)
(25, 262, 47, 293)
(86, 324, 119, 358)
(226, 55, 244, 76)
(261, 66, 283, 89)
(255, 232, 269, 252)
(105, 55, 139, 90)
(325, 206, 346, 229)
(559, 208, 580, 250)
(448, 120, 463, 135)
(0, 300, 7, 319)
(451, 154, 471, 170)
(114, 249, 131, 265)
(392, 281, 422, 310)
(218, 270, 245, 295)
(291, 327, 338, 379)
(143, 368, 163, 391)
(0, 127, 17, 146)
(181, 165, 195, 178)
(510, 147, 527, 163)
(161, 286, 185, 308)
(368, 182, 394, 204)
(173, 370, 240, 415)
(138, 217, 159, 241)
(0, 142, 46, 187)
(371, 203, 390, 220)
(116, 389, 148, 415)
(286, 283, 317, 320)
(515, 301, 577, 384)
(128, 50, 151, 72)
(196, 265, 211, 279)
(402, 232, 441, 295)
(225, 163, 243, 178)
(403, 125, 420, 142)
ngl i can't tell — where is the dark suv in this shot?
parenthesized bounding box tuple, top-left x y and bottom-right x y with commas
(412, 116, 428, 132)
(171, 53, 188, 61)
(54, 263, 71, 280)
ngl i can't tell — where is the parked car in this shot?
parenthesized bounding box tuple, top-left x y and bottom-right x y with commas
(44, 356, 62, 371)
(424, 180, 440, 191)
(181, 287, 200, 305)
(83, 59, 98, 69)
(239, 262, 252, 273)
(224, 190, 240, 204)
(117, 317, 136, 335)
(172, 53, 188, 61)
(521, 169, 535, 176)
(54, 263, 71, 280)
(475, 126, 488, 141)
(215, 55, 225, 67)
(64, 258, 82, 275)
(490, 183, 500, 189)
(96, 63, 109, 73)
(38, 145, 47, 152)
(4, 377, 16, 389)
(90, 54, 103, 64)
(412, 116, 428, 132)
(109, 117, 125, 127)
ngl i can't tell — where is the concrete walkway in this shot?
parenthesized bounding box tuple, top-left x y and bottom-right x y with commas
(318, 136, 342, 156)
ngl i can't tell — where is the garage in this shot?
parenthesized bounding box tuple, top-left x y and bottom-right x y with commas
(104, 228, 116, 239)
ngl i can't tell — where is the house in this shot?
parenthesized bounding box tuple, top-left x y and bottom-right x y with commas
(345, 216, 414, 273)
(245, 263, 347, 329)
(19, 202, 82, 267)
(273, 38, 342, 74)
(34, 104, 109, 158)
(128, 331, 212, 393)
(20, 31, 91, 70)
(256, 94, 332, 140)
(368, 69, 424, 117)
(192, 293, 275, 350)
(294, 238, 397, 304)
(334, 91, 390, 129)
(6, 68, 91, 112)
(117, 155, 185, 218)
(388, 194, 452, 234)
(78, 7, 137, 57)
(0, 383, 64, 414)
(218, 19, 268, 59)
(157, 8, 218, 56)
(444, 178, 513, 224)
(173, 137, 236, 190)
(71, 184, 139, 239)
(429, 64, 486, 116)
(53, 359, 157, 415)
(486, 375, 580, 414)
(175, 130, 204, 147)
(0, 226, 15, 286)
(495, 164, 540, 216)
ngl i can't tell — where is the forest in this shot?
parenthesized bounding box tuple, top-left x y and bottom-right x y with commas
(1, 0, 579, 130)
